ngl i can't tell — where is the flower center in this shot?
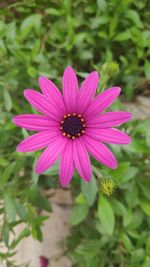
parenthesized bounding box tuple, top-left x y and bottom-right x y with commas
(60, 113, 85, 139)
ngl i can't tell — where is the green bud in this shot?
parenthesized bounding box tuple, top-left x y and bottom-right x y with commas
(99, 178, 116, 196)
(101, 61, 119, 77)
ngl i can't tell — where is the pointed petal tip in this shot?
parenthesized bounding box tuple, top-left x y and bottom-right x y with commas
(123, 135, 132, 145)
(16, 145, 21, 152)
(38, 76, 45, 83)
(128, 112, 133, 119)
(59, 180, 69, 188)
(35, 165, 42, 174)
(128, 136, 132, 144)
(65, 65, 74, 71)
(63, 66, 76, 76)
(23, 89, 32, 98)
(38, 76, 49, 84)
(123, 112, 133, 122)
(81, 171, 92, 182)
(111, 161, 118, 169)
(12, 117, 16, 124)
(113, 86, 121, 94)
(92, 70, 99, 79)
(82, 176, 92, 183)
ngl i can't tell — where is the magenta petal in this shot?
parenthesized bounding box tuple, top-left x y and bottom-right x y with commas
(59, 141, 74, 187)
(12, 114, 58, 131)
(35, 137, 67, 174)
(24, 89, 63, 121)
(83, 135, 118, 169)
(77, 71, 99, 113)
(87, 111, 132, 128)
(62, 66, 79, 113)
(40, 256, 49, 267)
(39, 76, 66, 113)
(17, 130, 59, 152)
(86, 128, 132, 144)
(73, 138, 92, 182)
(84, 87, 121, 117)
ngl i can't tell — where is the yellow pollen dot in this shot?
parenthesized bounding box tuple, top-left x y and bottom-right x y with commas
(61, 120, 64, 124)
(63, 132, 67, 136)
(81, 118, 84, 122)
(67, 134, 71, 138)
(78, 114, 82, 118)
(60, 126, 63, 130)
(72, 136, 76, 140)
(77, 133, 81, 136)
(67, 114, 71, 117)
(83, 124, 86, 127)
(64, 115, 67, 119)
(81, 130, 85, 134)
(73, 113, 76, 116)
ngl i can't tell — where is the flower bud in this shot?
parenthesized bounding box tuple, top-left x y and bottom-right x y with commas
(99, 178, 116, 196)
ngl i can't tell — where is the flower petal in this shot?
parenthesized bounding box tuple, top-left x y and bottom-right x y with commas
(73, 138, 92, 182)
(77, 71, 99, 113)
(87, 111, 132, 128)
(24, 89, 63, 121)
(86, 128, 132, 144)
(84, 87, 121, 117)
(17, 130, 59, 152)
(62, 66, 79, 113)
(83, 135, 118, 169)
(39, 76, 66, 113)
(59, 141, 74, 187)
(12, 114, 58, 131)
(35, 137, 67, 174)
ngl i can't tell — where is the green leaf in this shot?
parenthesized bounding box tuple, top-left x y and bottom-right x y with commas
(122, 166, 138, 183)
(1, 162, 15, 184)
(75, 240, 100, 257)
(140, 198, 150, 216)
(15, 200, 27, 220)
(2, 223, 10, 246)
(114, 30, 131, 41)
(27, 66, 37, 78)
(111, 199, 126, 216)
(142, 257, 150, 267)
(123, 209, 133, 227)
(109, 162, 130, 183)
(146, 237, 150, 256)
(10, 228, 30, 249)
(125, 183, 138, 207)
(45, 8, 60, 16)
(30, 216, 48, 241)
(3, 91, 12, 111)
(27, 185, 51, 212)
(20, 14, 42, 39)
(126, 10, 143, 28)
(144, 60, 150, 79)
(98, 194, 115, 235)
(71, 203, 89, 226)
(4, 195, 16, 222)
(0, 157, 8, 167)
(131, 248, 144, 263)
(120, 233, 133, 251)
(97, 0, 107, 11)
(81, 175, 97, 206)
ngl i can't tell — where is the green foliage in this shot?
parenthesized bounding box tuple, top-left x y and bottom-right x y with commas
(0, 0, 149, 266)
(68, 118, 150, 267)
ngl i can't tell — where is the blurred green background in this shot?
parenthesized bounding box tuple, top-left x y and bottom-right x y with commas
(0, 0, 150, 266)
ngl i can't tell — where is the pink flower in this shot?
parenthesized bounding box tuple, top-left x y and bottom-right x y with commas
(40, 256, 49, 267)
(13, 66, 132, 187)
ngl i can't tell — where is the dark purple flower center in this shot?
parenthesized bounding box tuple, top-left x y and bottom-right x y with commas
(60, 113, 85, 139)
